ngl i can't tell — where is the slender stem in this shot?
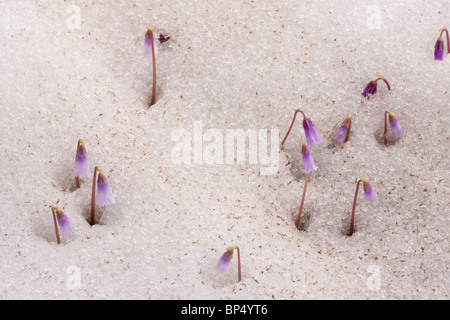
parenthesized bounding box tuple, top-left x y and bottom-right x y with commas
(281, 109, 306, 146)
(344, 117, 352, 143)
(375, 75, 391, 91)
(295, 173, 309, 229)
(90, 167, 98, 226)
(52, 207, 61, 244)
(74, 139, 81, 188)
(236, 247, 241, 282)
(440, 28, 450, 54)
(149, 29, 157, 106)
(384, 111, 389, 145)
(349, 180, 363, 236)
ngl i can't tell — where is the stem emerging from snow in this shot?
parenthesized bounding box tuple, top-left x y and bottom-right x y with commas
(90, 166, 98, 226)
(148, 28, 157, 106)
(295, 173, 309, 229)
(236, 246, 241, 282)
(52, 207, 61, 244)
(349, 179, 363, 236)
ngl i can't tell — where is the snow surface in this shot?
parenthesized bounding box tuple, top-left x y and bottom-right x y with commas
(0, 0, 449, 300)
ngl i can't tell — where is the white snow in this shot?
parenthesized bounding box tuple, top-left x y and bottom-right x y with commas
(0, 0, 449, 299)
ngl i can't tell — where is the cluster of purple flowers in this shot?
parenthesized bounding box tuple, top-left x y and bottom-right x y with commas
(51, 140, 116, 243)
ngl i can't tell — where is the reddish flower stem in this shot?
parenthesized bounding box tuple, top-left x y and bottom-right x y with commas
(90, 166, 98, 226)
(344, 117, 352, 143)
(148, 28, 157, 106)
(52, 207, 61, 244)
(384, 111, 389, 145)
(74, 139, 81, 188)
(349, 179, 363, 236)
(440, 28, 450, 54)
(236, 247, 241, 282)
(281, 109, 306, 146)
(375, 75, 391, 91)
(295, 173, 309, 229)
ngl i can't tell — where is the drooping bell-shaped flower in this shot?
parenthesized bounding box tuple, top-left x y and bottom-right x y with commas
(303, 117, 323, 147)
(335, 114, 352, 142)
(95, 168, 115, 207)
(362, 74, 391, 100)
(144, 26, 158, 57)
(215, 246, 241, 282)
(301, 137, 317, 174)
(435, 38, 445, 60)
(158, 34, 170, 44)
(362, 81, 377, 99)
(72, 139, 90, 179)
(215, 247, 235, 274)
(53, 207, 74, 240)
(434, 28, 449, 61)
(387, 111, 404, 138)
(362, 179, 377, 203)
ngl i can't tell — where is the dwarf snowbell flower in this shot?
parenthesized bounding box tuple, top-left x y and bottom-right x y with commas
(349, 178, 377, 236)
(435, 38, 445, 60)
(281, 109, 322, 147)
(303, 117, 323, 147)
(335, 114, 352, 143)
(72, 139, 90, 183)
(362, 179, 377, 203)
(144, 26, 158, 57)
(90, 166, 115, 225)
(215, 246, 241, 282)
(301, 137, 317, 174)
(96, 168, 115, 207)
(434, 28, 449, 61)
(387, 111, 404, 138)
(362, 74, 391, 99)
(52, 207, 74, 241)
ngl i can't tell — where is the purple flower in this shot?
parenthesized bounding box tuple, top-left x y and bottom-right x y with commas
(215, 247, 236, 274)
(335, 114, 352, 142)
(96, 168, 115, 207)
(362, 180, 377, 202)
(72, 139, 90, 179)
(387, 111, 404, 138)
(158, 34, 170, 44)
(144, 26, 158, 57)
(301, 137, 317, 174)
(302, 117, 323, 147)
(362, 81, 377, 99)
(54, 208, 74, 240)
(434, 38, 444, 60)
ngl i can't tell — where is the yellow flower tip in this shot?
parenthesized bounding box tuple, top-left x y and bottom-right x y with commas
(96, 167, 104, 174)
(301, 136, 306, 145)
(348, 114, 352, 119)
(387, 111, 396, 117)
(146, 26, 152, 32)
(52, 206, 61, 212)
(79, 139, 85, 146)
(226, 246, 237, 251)
(360, 178, 370, 182)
